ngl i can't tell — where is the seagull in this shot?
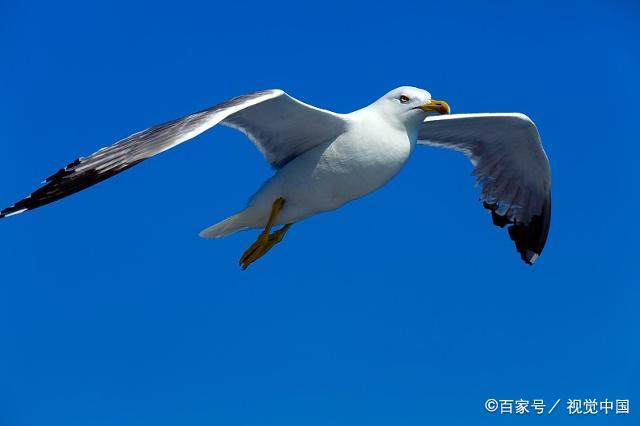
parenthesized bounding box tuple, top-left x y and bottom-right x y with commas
(0, 87, 551, 269)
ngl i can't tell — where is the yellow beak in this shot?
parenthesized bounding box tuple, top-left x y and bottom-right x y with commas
(419, 99, 451, 115)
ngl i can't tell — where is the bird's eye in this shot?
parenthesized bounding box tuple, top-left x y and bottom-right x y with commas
(399, 95, 410, 103)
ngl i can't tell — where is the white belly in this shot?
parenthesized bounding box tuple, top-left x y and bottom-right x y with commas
(247, 122, 415, 225)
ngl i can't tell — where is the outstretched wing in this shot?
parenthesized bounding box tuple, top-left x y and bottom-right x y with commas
(1, 89, 346, 218)
(418, 113, 551, 265)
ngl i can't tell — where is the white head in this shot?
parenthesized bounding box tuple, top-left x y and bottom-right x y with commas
(372, 86, 450, 130)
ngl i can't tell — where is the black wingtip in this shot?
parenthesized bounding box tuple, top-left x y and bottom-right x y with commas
(0, 157, 144, 220)
(484, 195, 551, 265)
(1, 210, 20, 219)
(507, 200, 551, 265)
(0, 202, 30, 219)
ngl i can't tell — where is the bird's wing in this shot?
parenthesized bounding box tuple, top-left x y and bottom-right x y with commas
(417, 113, 551, 265)
(1, 89, 346, 218)
(220, 91, 346, 168)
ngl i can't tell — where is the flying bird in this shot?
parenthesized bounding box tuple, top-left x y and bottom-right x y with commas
(0, 87, 551, 269)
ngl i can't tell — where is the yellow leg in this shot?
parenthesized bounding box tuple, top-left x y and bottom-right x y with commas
(239, 198, 292, 270)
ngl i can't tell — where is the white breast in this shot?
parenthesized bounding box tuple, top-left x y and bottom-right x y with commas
(248, 112, 415, 224)
(319, 117, 414, 200)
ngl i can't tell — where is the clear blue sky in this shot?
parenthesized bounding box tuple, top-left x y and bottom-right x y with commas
(1, 1, 638, 425)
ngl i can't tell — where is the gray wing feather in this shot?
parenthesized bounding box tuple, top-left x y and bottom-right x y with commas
(222, 92, 347, 168)
(1, 89, 345, 218)
(418, 113, 551, 265)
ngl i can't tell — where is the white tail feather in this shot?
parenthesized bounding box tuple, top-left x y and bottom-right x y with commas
(199, 213, 248, 239)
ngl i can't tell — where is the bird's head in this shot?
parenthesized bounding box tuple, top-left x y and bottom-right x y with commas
(374, 86, 451, 130)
